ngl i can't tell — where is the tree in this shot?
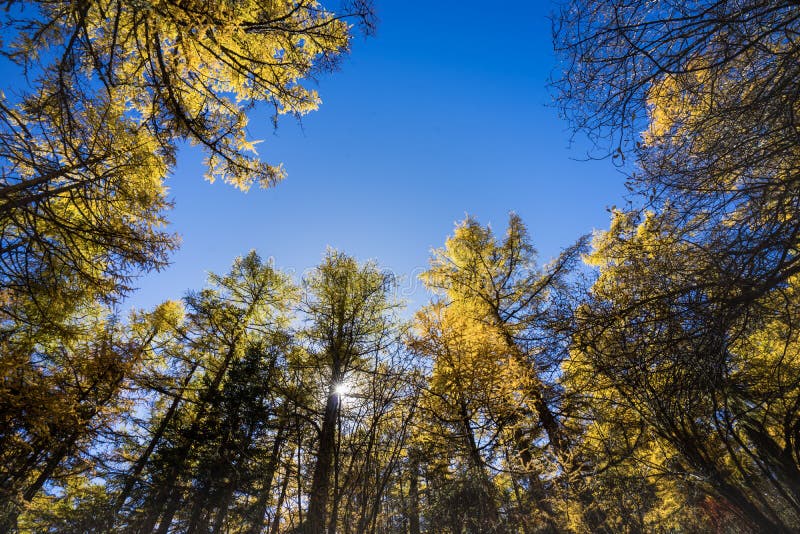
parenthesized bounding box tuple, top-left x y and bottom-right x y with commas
(563, 293, 719, 533)
(0, 299, 182, 531)
(0, 0, 374, 328)
(408, 302, 511, 533)
(554, 0, 800, 165)
(299, 249, 402, 534)
(111, 251, 296, 533)
(554, 0, 800, 302)
(0, 96, 176, 330)
(423, 215, 585, 454)
(555, 3, 800, 529)
(415, 214, 587, 532)
(574, 209, 800, 531)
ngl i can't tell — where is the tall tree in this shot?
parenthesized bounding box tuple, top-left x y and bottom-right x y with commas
(422, 214, 585, 454)
(555, 3, 800, 530)
(300, 249, 401, 534)
(0, 0, 373, 326)
(116, 251, 296, 533)
(554, 0, 800, 311)
(416, 214, 586, 532)
(0, 300, 182, 531)
(574, 210, 800, 531)
(409, 302, 510, 533)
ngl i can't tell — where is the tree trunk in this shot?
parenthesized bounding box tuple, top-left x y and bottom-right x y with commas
(245, 426, 286, 534)
(140, 342, 240, 533)
(408, 455, 421, 534)
(305, 385, 340, 534)
(155, 484, 183, 534)
(22, 436, 75, 502)
(459, 400, 500, 530)
(270, 467, 291, 534)
(113, 363, 198, 520)
(185, 481, 212, 534)
(499, 327, 563, 454)
(511, 425, 559, 533)
(210, 480, 237, 534)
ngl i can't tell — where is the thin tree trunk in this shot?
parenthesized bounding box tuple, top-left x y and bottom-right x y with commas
(210, 480, 237, 534)
(459, 400, 500, 530)
(499, 327, 563, 454)
(22, 437, 76, 502)
(408, 454, 421, 534)
(354, 421, 378, 534)
(245, 426, 286, 534)
(269, 467, 291, 534)
(185, 482, 212, 534)
(511, 426, 558, 533)
(113, 363, 198, 519)
(155, 484, 183, 534)
(0, 435, 78, 530)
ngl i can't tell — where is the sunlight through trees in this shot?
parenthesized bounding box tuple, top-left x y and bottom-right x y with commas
(0, 0, 798, 532)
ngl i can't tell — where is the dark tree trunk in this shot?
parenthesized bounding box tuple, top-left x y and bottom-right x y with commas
(210, 480, 237, 534)
(305, 385, 340, 534)
(270, 467, 291, 534)
(245, 426, 286, 534)
(408, 455, 421, 534)
(185, 481, 212, 534)
(511, 425, 559, 533)
(459, 401, 500, 531)
(154, 484, 183, 534)
(499, 327, 563, 454)
(113, 363, 198, 521)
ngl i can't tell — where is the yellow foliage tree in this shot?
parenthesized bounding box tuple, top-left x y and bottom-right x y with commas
(0, 0, 372, 327)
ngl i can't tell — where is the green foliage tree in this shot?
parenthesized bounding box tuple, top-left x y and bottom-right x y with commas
(123, 251, 296, 533)
(299, 249, 404, 534)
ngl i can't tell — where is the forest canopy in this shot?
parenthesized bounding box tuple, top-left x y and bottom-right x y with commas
(0, 0, 799, 533)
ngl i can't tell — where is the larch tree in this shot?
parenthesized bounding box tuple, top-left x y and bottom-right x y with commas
(415, 214, 587, 533)
(0, 299, 183, 531)
(554, 1, 800, 530)
(0, 0, 373, 326)
(128, 251, 296, 533)
(422, 214, 585, 457)
(572, 209, 800, 531)
(0, 4, 373, 528)
(408, 301, 511, 533)
(299, 249, 402, 534)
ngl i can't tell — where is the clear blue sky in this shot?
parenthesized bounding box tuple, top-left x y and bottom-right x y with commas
(128, 1, 628, 312)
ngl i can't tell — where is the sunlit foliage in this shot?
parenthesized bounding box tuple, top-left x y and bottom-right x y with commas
(2, 0, 800, 532)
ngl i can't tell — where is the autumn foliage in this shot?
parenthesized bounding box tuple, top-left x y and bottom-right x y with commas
(0, 0, 799, 532)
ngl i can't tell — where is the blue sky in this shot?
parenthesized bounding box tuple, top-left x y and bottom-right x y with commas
(128, 1, 628, 312)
